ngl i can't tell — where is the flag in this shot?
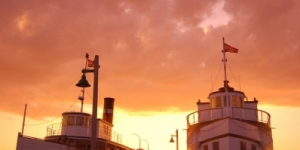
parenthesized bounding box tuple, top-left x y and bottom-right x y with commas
(224, 43, 238, 53)
(87, 59, 100, 68)
(87, 59, 94, 67)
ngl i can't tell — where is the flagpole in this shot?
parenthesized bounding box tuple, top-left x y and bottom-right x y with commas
(222, 37, 228, 86)
(21, 103, 27, 135)
(222, 37, 229, 117)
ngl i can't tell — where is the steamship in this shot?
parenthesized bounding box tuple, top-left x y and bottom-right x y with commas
(185, 40, 273, 150)
(16, 97, 133, 150)
(16, 54, 134, 150)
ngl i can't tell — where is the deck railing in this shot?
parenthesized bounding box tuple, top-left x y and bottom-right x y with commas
(186, 108, 223, 126)
(46, 124, 123, 144)
(231, 107, 271, 126)
(47, 123, 62, 136)
(187, 107, 271, 127)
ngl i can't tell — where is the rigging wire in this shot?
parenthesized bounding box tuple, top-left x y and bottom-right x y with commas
(227, 62, 242, 90)
(86, 89, 102, 110)
(211, 63, 223, 92)
(86, 90, 104, 119)
(26, 77, 79, 124)
(25, 94, 80, 126)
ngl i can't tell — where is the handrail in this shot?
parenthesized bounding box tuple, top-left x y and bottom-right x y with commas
(186, 107, 271, 127)
(47, 123, 62, 136)
(186, 108, 223, 126)
(232, 107, 271, 127)
(46, 123, 123, 144)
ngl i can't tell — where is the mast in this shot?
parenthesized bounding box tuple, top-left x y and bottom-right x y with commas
(222, 37, 229, 116)
(91, 55, 99, 150)
(222, 37, 228, 90)
(79, 54, 90, 112)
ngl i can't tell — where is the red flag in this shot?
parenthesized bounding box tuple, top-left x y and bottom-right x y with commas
(224, 43, 238, 53)
(87, 59, 94, 67)
(87, 59, 100, 68)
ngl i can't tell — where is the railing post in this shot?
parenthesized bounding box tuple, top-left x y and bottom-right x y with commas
(222, 108, 223, 118)
(210, 109, 212, 121)
(186, 115, 190, 127)
(193, 113, 195, 124)
(243, 108, 245, 120)
(261, 111, 263, 122)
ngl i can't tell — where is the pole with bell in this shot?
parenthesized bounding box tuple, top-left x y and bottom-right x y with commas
(76, 53, 99, 150)
(169, 129, 178, 150)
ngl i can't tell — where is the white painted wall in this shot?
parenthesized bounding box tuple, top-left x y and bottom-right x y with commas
(197, 103, 210, 111)
(16, 134, 67, 150)
(244, 102, 258, 109)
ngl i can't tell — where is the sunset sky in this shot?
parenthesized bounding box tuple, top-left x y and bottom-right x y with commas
(0, 0, 300, 150)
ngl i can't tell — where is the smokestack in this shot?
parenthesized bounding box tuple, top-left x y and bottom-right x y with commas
(103, 97, 115, 124)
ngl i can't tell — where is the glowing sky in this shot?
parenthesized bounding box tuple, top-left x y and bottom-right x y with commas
(0, 0, 300, 150)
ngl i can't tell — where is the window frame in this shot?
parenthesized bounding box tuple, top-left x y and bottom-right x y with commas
(240, 141, 247, 150)
(240, 96, 244, 108)
(203, 144, 208, 150)
(223, 96, 227, 107)
(216, 96, 222, 107)
(85, 117, 90, 127)
(211, 97, 215, 108)
(251, 144, 256, 150)
(67, 116, 75, 126)
(232, 95, 239, 107)
(76, 116, 84, 126)
(212, 141, 219, 150)
(62, 116, 67, 126)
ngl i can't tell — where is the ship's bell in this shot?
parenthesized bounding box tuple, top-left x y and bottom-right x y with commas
(76, 74, 91, 87)
(169, 137, 174, 143)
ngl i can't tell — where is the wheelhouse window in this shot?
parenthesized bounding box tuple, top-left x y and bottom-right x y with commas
(232, 95, 239, 107)
(251, 144, 256, 150)
(211, 97, 215, 108)
(62, 116, 67, 126)
(67, 116, 75, 125)
(76, 116, 84, 126)
(223, 96, 227, 107)
(85, 117, 90, 127)
(240, 97, 244, 108)
(216, 96, 222, 107)
(203, 144, 208, 150)
(212, 141, 219, 150)
(240, 141, 246, 150)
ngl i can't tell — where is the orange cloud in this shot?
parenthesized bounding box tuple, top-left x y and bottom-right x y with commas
(0, 0, 299, 119)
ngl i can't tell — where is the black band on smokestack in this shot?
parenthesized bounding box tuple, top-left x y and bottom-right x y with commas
(103, 97, 115, 124)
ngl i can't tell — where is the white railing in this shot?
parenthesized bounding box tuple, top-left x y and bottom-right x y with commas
(46, 124, 123, 144)
(187, 107, 271, 127)
(232, 107, 271, 127)
(186, 108, 223, 126)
